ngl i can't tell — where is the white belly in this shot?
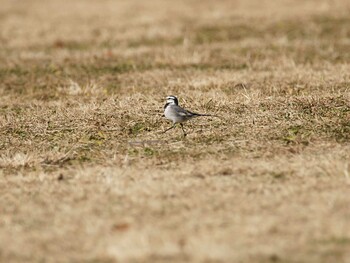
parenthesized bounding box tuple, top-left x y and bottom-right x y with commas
(164, 105, 187, 123)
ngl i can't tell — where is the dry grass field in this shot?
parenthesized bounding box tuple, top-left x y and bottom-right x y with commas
(1, 0, 350, 262)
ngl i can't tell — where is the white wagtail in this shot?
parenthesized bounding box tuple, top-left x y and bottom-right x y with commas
(163, 95, 216, 136)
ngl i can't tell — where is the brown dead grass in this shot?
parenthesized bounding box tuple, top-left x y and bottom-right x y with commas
(1, 0, 350, 262)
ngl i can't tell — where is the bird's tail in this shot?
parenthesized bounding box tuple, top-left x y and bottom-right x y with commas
(192, 112, 220, 118)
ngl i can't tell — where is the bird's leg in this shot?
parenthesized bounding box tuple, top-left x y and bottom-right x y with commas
(180, 123, 187, 137)
(163, 124, 176, 133)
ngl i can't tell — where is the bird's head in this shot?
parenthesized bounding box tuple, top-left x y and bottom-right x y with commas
(165, 95, 179, 106)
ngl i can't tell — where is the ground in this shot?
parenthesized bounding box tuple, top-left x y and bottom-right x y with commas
(1, 0, 350, 262)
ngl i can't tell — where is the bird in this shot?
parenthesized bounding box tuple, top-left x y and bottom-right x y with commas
(163, 95, 216, 136)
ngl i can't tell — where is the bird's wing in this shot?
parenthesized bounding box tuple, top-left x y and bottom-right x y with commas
(173, 105, 198, 117)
